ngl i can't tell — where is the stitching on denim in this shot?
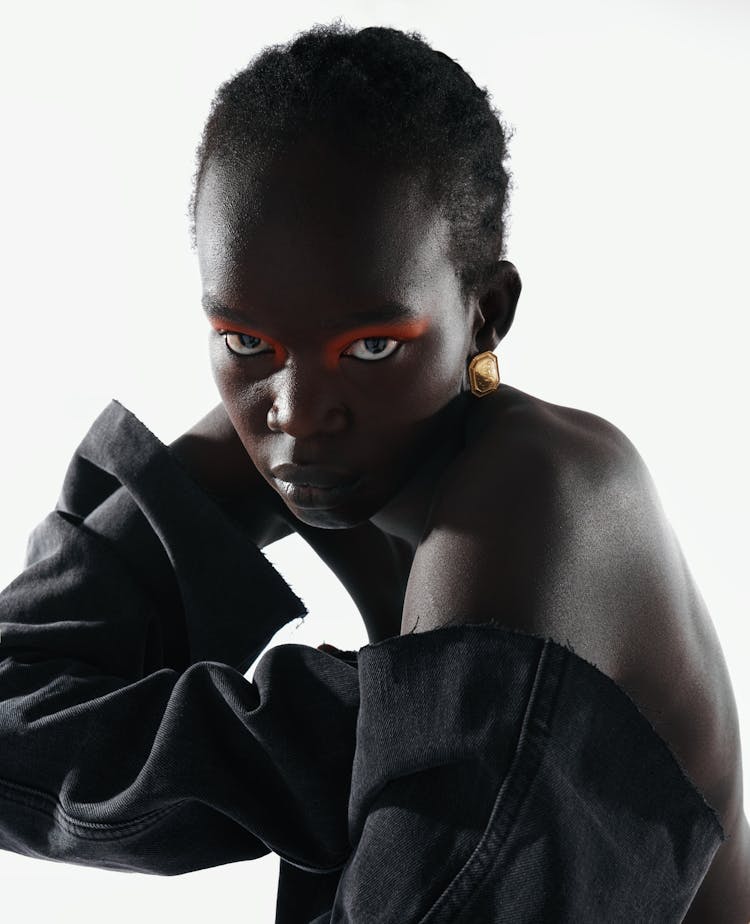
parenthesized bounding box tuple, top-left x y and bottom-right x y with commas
(0, 774, 353, 870)
(415, 639, 564, 924)
(0, 774, 183, 840)
(272, 850, 350, 876)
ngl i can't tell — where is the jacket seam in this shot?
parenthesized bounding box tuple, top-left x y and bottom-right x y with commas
(0, 774, 183, 840)
(416, 639, 565, 924)
(0, 774, 352, 870)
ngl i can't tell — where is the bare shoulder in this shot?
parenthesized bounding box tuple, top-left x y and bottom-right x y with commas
(460, 382, 637, 478)
(406, 383, 749, 908)
(407, 383, 661, 651)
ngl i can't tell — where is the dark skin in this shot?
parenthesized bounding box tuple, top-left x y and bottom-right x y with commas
(170, 140, 749, 921)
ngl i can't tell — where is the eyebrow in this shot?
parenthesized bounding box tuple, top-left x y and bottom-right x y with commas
(201, 294, 422, 331)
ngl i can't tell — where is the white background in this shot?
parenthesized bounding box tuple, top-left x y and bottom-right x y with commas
(0, 0, 748, 920)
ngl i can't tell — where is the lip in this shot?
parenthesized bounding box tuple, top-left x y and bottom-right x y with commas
(273, 476, 363, 509)
(270, 462, 358, 488)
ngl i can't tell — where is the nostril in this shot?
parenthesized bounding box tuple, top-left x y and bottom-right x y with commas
(266, 403, 280, 432)
(266, 397, 351, 437)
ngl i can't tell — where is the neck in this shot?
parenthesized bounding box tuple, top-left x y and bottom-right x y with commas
(370, 392, 469, 554)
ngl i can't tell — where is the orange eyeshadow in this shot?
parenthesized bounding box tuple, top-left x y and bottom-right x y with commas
(323, 319, 430, 369)
(208, 318, 288, 360)
(208, 316, 430, 368)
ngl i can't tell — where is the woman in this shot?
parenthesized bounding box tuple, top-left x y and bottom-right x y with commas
(0, 22, 747, 923)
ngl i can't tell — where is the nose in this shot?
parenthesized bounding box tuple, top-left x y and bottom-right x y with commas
(266, 362, 351, 438)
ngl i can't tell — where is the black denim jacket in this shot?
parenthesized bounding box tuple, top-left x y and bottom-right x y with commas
(0, 400, 726, 922)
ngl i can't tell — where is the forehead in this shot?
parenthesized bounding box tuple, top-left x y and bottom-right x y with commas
(195, 149, 458, 321)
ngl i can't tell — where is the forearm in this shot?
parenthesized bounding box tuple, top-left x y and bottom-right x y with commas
(0, 399, 352, 876)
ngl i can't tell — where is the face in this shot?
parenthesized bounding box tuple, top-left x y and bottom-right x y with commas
(195, 143, 480, 529)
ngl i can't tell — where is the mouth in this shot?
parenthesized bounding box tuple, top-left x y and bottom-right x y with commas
(269, 462, 362, 509)
(272, 476, 363, 509)
(270, 462, 357, 487)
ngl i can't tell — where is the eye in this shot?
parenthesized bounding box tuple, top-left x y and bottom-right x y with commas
(221, 331, 275, 357)
(342, 336, 401, 361)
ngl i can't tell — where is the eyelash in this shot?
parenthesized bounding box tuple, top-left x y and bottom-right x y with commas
(216, 330, 404, 362)
(217, 332, 271, 358)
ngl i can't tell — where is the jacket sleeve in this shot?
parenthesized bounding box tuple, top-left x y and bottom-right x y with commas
(0, 399, 359, 876)
(313, 625, 728, 924)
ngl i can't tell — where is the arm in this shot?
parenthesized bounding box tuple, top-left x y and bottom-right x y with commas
(399, 415, 561, 638)
(319, 417, 726, 921)
(322, 623, 725, 923)
(0, 399, 357, 876)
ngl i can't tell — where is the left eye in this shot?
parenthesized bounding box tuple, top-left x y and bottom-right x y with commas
(343, 337, 401, 361)
(223, 332, 274, 356)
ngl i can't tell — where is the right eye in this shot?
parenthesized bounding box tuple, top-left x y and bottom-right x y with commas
(221, 332, 275, 357)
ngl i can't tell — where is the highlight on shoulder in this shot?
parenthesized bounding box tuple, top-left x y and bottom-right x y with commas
(404, 380, 659, 651)
(457, 382, 647, 519)
(464, 382, 640, 473)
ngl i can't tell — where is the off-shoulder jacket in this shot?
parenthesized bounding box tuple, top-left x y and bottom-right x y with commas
(0, 400, 726, 922)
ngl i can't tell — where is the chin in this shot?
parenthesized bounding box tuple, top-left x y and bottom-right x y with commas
(279, 476, 398, 530)
(287, 504, 372, 530)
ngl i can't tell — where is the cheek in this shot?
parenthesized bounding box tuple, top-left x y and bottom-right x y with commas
(391, 329, 467, 414)
(209, 338, 268, 401)
(208, 348, 273, 443)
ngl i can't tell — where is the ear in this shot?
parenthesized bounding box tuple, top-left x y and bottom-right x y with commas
(472, 260, 522, 352)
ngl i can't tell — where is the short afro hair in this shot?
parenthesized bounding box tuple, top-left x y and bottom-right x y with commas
(188, 21, 513, 303)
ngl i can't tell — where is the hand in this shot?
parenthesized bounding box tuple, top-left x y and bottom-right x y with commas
(168, 403, 260, 499)
(168, 402, 292, 548)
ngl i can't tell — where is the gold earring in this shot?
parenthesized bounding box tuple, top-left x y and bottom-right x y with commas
(468, 351, 500, 397)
